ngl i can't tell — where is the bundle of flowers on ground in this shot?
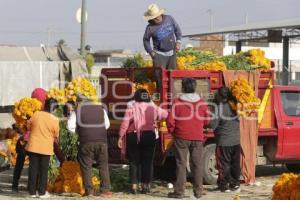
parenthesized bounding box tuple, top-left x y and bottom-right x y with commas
(229, 77, 261, 116)
(272, 173, 300, 200)
(12, 97, 42, 130)
(48, 161, 100, 195)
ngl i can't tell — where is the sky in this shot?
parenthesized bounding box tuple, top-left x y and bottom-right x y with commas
(0, 0, 299, 52)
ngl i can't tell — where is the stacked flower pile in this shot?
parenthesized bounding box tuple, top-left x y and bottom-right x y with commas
(48, 77, 98, 104)
(48, 161, 100, 195)
(12, 97, 42, 129)
(272, 173, 300, 200)
(176, 48, 272, 71)
(197, 60, 227, 71)
(229, 77, 261, 116)
(245, 49, 271, 69)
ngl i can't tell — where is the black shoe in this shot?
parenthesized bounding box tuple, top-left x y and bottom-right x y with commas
(11, 187, 18, 193)
(168, 192, 184, 199)
(230, 185, 241, 192)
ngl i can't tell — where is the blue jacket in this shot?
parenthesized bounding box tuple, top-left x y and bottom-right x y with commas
(143, 15, 182, 54)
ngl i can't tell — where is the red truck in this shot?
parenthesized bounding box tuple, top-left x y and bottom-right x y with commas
(100, 67, 300, 184)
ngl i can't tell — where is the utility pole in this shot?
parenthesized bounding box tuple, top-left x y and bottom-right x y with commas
(47, 28, 51, 47)
(207, 9, 214, 31)
(80, 0, 86, 56)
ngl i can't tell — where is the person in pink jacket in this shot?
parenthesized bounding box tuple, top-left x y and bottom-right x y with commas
(118, 89, 168, 194)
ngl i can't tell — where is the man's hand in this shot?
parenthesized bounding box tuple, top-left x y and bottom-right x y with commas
(176, 42, 181, 52)
(150, 51, 156, 58)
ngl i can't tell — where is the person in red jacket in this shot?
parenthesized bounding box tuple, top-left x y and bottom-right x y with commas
(167, 78, 210, 199)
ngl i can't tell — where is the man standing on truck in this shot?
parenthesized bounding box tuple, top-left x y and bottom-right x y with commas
(167, 78, 209, 199)
(143, 3, 182, 93)
(210, 87, 241, 192)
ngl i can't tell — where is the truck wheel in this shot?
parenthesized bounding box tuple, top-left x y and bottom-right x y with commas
(286, 164, 300, 173)
(203, 144, 218, 185)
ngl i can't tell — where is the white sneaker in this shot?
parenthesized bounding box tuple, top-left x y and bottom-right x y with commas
(30, 195, 37, 198)
(39, 192, 51, 199)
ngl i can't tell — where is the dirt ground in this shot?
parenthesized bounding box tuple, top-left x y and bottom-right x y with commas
(0, 164, 287, 200)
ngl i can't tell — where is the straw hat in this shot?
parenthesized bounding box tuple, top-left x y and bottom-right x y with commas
(144, 4, 165, 20)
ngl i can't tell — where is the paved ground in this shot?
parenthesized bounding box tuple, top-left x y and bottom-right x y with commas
(0, 164, 287, 200)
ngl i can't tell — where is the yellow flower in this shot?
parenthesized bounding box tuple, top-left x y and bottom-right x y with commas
(51, 161, 100, 196)
(229, 77, 260, 116)
(198, 60, 227, 71)
(13, 97, 42, 130)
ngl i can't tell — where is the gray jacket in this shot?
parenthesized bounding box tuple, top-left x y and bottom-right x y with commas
(143, 15, 182, 54)
(210, 102, 240, 146)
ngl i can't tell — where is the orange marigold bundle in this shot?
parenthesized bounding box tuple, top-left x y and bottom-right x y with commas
(48, 161, 100, 195)
(229, 77, 261, 116)
(272, 173, 300, 200)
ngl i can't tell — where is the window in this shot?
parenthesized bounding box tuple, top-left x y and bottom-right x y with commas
(281, 91, 300, 116)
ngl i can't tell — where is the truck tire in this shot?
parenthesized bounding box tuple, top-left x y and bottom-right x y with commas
(286, 164, 300, 173)
(203, 144, 218, 185)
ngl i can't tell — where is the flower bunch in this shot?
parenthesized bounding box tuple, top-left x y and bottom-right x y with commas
(245, 49, 271, 69)
(65, 77, 98, 103)
(6, 132, 19, 166)
(47, 87, 67, 104)
(197, 60, 227, 71)
(229, 77, 261, 116)
(133, 81, 156, 96)
(49, 161, 100, 195)
(176, 55, 197, 70)
(13, 97, 42, 129)
(272, 173, 300, 200)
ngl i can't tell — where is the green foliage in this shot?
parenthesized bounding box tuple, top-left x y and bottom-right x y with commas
(86, 54, 95, 74)
(122, 54, 145, 68)
(54, 106, 78, 161)
(134, 70, 149, 84)
(48, 105, 79, 179)
(48, 155, 59, 183)
(177, 49, 217, 66)
(220, 54, 252, 70)
(59, 120, 78, 161)
(110, 167, 131, 192)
